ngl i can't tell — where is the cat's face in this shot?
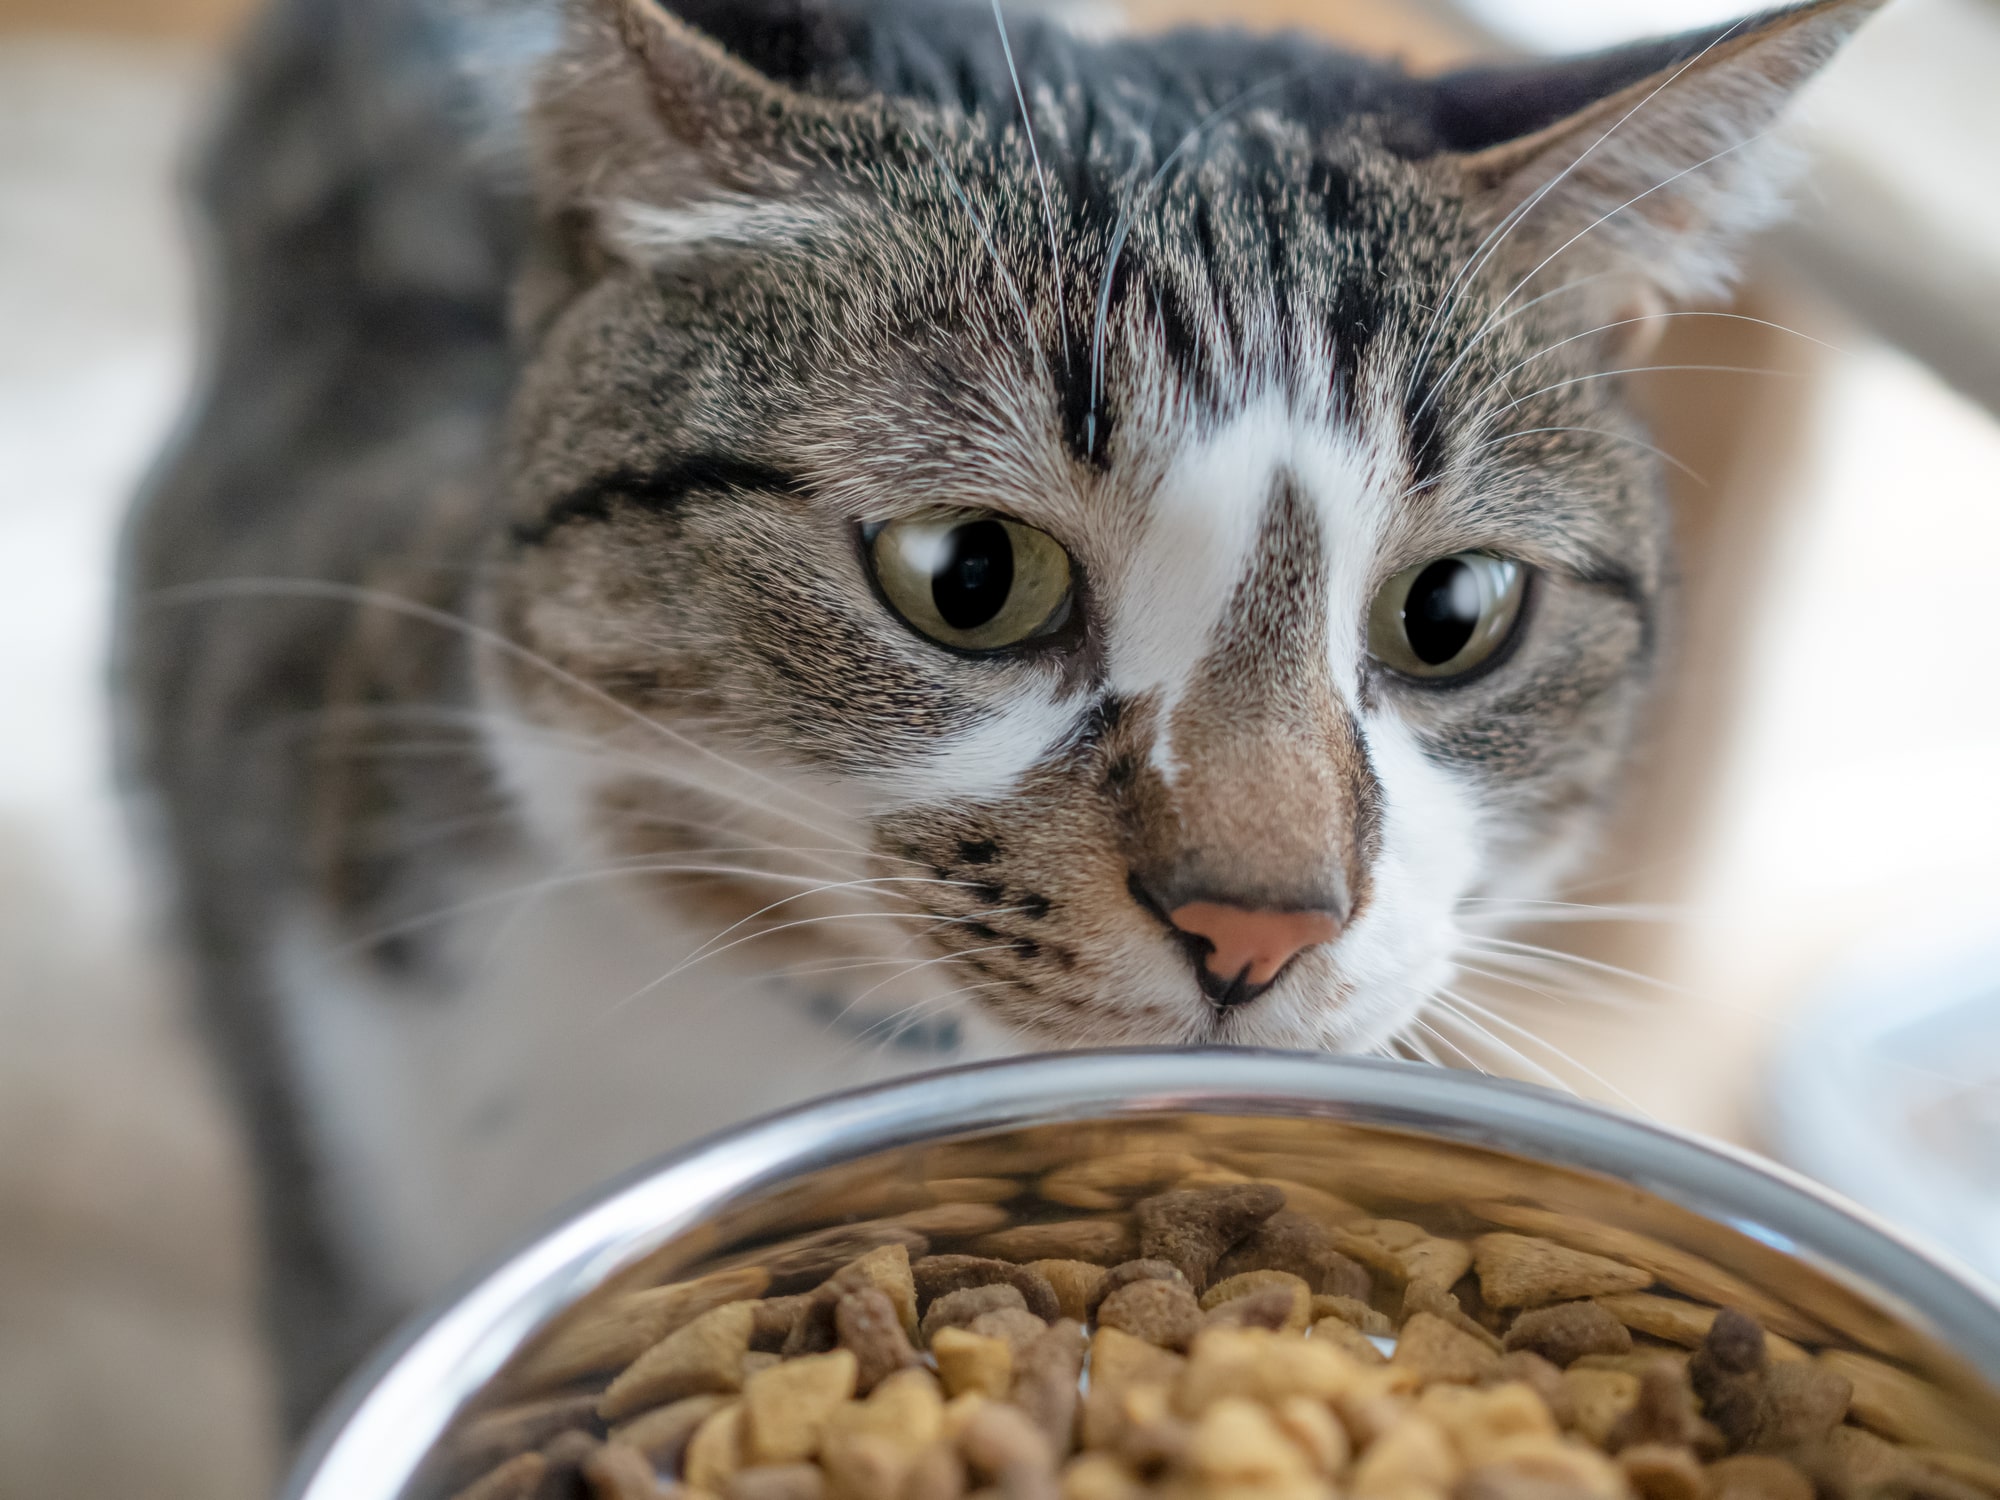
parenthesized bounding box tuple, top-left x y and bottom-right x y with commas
(482, 0, 1870, 1051)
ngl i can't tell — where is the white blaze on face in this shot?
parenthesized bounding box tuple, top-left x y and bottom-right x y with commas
(1107, 390, 1401, 780)
(867, 688, 1086, 811)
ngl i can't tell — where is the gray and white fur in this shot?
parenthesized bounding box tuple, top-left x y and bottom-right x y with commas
(117, 0, 1880, 1431)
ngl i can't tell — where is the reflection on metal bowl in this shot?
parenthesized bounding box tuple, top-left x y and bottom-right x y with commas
(284, 1051, 2000, 1500)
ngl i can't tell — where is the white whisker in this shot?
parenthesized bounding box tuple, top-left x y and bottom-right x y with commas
(1406, 16, 1755, 406)
(1464, 308, 1836, 430)
(990, 0, 1069, 374)
(1458, 934, 1679, 992)
(328, 862, 972, 960)
(1429, 993, 1581, 1098)
(1473, 362, 1798, 435)
(1466, 424, 1706, 486)
(1422, 120, 1788, 420)
(149, 577, 875, 854)
(1437, 992, 1649, 1114)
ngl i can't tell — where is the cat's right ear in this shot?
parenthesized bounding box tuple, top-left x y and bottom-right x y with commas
(1430, 0, 1881, 322)
(521, 0, 861, 310)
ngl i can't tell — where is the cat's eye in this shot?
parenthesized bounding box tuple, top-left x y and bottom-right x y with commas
(1369, 552, 1527, 681)
(866, 512, 1076, 653)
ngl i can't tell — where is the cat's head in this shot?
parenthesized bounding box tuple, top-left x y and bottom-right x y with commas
(482, 0, 1874, 1050)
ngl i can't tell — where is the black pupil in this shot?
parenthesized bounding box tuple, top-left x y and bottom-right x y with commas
(1404, 558, 1483, 666)
(932, 520, 1015, 631)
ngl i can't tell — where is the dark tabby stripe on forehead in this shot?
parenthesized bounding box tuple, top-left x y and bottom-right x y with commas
(512, 456, 804, 546)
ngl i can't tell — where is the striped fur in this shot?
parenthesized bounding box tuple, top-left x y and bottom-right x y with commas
(118, 0, 1879, 1428)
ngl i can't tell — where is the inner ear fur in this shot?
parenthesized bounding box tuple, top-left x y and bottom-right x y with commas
(1439, 0, 1885, 306)
(516, 0, 880, 332)
(535, 0, 848, 209)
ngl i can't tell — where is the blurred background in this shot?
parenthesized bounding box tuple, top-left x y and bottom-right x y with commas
(1, 0, 1996, 1495)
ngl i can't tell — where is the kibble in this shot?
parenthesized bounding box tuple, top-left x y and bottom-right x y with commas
(1615, 1442, 1704, 1500)
(1025, 1260, 1109, 1324)
(1011, 1319, 1087, 1450)
(970, 1306, 1053, 1356)
(1393, 1310, 1504, 1385)
(599, 1301, 757, 1420)
(445, 1157, 1990, 1500)
(837, 1287, 924, 1394)
(923, 1285, 1029, 1345)
(1505, 1302, 1634, 1368)
(1404, 1275, 1504, 1352)
(727, 1463, 826, 1500)
(580, 1442, 667, 1500)
(1132, 1183, 1284, 1288)
(1098, 1277, 1204, 1351)
(442, 1393, 600, 1487)
(1604, 1359, 1709, 1455)
(1211, 1211, 1373, 1301)
(975, 1219, 1136, 1267)
(914, 1257, 1062, 1323)
(1474, 1235, 1652, 1310)
(1203, 1282, 1306, 1335)
(1704, 1454, 1814, 1500)
(742, 1349, 856, 1464)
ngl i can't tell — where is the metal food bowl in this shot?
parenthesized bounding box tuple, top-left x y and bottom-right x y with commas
(284, 1051, 2000, 1499)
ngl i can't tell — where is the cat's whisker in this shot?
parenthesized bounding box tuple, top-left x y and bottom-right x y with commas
(1481, 269, 1621, 335)
(1460, 309, 1839, 436)
(989, 0, 1069, 376)
(330, 730, 863, 860)
(646, 883, 1028, 996)
(1406, 16, 1754, 407)
(1436, 990, 1651, 1115)
(1428, 992, 1585, 1099)
(766, 951, 945, 981)
(318, 707, 910, 881)
(604, 902, 1033, 1022)
(822, 941, 1023, 1027)
(1455, 895, 1682, 927)
(327, 861, 977, 962)
(1087, 115, 1155, 456)
(839, 981, 1007, 1056)
(1457, 933, 1680, 993)
(1467, 425, 1707, 486)
(1455, 950, 1655, 1007)
(1399, 1026, 1447, 1069)
(1421, 117, 1785, 419)
(1456, 895, 1680, 918)
(1451, 957, 1650, 1015)
(1413, 1015, 1490, 1075)
(151, 577, 876, 854)
(1470, 362, 1799, 440)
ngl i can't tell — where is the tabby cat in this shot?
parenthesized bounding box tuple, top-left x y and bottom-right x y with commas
(119, 0, 1878, 1429)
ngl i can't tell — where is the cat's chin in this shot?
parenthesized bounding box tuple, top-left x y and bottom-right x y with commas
(959, 970, 1438, 1058)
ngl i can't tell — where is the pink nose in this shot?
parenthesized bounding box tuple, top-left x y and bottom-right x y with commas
(1167, 901, 1342, 988)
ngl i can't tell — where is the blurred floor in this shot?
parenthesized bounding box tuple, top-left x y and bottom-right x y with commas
(0, 38, 275, 1500)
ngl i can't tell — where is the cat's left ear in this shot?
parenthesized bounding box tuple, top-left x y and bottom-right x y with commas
(526, 0, 869, 284)
(1434, 0, 1882, 323)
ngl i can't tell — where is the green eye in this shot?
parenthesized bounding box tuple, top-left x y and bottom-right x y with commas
(867, 512, 1075, 653)
(1369, 553, 1527, 680)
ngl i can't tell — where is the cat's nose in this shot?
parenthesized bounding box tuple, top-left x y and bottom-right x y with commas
(1165, 899, 1342, 1008)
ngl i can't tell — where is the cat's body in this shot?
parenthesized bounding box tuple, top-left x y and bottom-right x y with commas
(119, 0, 1876, 1430)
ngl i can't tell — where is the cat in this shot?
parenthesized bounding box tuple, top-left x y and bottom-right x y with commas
(118, 0, 1879, 1433)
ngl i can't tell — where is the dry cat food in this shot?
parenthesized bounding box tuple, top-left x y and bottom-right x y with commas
(438, 1168, 2000, 1500)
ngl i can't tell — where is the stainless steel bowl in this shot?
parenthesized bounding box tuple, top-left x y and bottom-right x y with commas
(284, 1051, 2000, 1499)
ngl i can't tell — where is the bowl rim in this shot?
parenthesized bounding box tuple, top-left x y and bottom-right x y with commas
(283, 1048, 2000, 1500)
